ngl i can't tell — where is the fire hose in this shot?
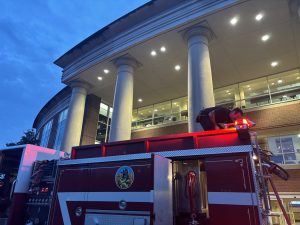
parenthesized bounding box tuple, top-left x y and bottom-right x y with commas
(185, 171, 199, 225)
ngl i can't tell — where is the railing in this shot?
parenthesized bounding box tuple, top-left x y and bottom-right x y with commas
(132, 97, 300, 131)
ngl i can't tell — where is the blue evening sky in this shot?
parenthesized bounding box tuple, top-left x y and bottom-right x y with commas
(0, 0, 149, 147)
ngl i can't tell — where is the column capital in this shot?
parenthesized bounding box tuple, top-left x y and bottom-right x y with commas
(182, 25, 214, 43)
(113, 54, 142, 69)
(68, 80, 91, 90)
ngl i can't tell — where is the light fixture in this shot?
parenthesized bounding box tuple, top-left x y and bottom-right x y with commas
(247, 85, 250, 88)
(297, 134, 300, 138)
(160, 46, 166, 52)
(271, 82, 275, 85)
(297, 77, 300, 80)
(226, 90, 230, 93)
(154, 109, 158, 112)
(230, 16, 239, 25)
(255, 13, 264, 21)
(138, 98, 143, 102)
(277, 79, 283, 84)
(261, 34, 270, 42)
(175, 65, 181, 71)
(97, 76, 103, 81)
(252, 154, 258, 160)
(248, 88, 252, 90)
(228, 92, 232, 95)
(103, 69, 109, 74)
(151, 50, 157, 56)
(271, 61, 278, 67)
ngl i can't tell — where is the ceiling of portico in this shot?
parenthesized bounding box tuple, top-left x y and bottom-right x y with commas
(77, 0, 300, 108)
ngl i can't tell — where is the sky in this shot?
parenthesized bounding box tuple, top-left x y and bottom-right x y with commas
(0, 0, 150, 147)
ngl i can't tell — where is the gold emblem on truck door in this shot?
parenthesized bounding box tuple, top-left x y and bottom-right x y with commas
(115, 166, 134, 190)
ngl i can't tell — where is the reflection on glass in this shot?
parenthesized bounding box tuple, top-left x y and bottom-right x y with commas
(214, 85, 240, 109)
(268, 69, 300, 103)
(239, 77, 270, 108)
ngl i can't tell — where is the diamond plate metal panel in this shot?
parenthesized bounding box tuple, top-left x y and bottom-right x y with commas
(84, 213, 150, 225)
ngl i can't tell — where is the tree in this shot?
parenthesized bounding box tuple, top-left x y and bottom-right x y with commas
(6, 129, 38, 147)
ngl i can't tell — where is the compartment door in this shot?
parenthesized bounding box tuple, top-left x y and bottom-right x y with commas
(153, 154, 173, 225)
(205, 154, 260, 225)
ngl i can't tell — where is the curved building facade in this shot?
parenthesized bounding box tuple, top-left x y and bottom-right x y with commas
(33, 1, 300, 222)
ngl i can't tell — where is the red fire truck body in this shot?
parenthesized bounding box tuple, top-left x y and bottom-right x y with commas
(49, 129, 271, 225)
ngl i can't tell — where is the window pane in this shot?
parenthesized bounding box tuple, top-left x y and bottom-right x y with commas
(171, 97, 188, 121)
(239, 77, 269, 108)
(40, 120, 53, 147)
(53, 108, 68, 150)
(153, 101, 171, 125)
(268, 69, 300, 103)
(136, 106, 153, 128)
(100, 103, 108, 116)
(214, 85, 239, 109)
(268, 135, 300, 165)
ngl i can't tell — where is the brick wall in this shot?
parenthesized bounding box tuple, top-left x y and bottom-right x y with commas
(80, 95, 101, 145)
(271, 168, 300, 192)
(131, 122, 188, 139)
(245, 102, 300, 131)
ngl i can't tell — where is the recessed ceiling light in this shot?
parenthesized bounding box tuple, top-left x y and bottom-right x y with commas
(138, 98, 143, 102)
(160, 46, 166, 52)
(151, 50, 157, 56)
(228, 92, 232, 95)
(298, 134, 300, 138)
(248, 88, 252, 90)
(154, 109, 158, 112)
(247, 85, 250, 88)
(175, 65, 181, 71)
(271, 61, 278, 67)
(230, 16, 239, 25)
(261, 34, 270, 42)
(297, 77, 300, 80)
(277, 79, 283, 84)
(255, 13, 264, 21)
(103, 69, 109, 74)
(97, 76, 103, 81)
(226, 90, 230, 93)
(271, 82, 275, 85)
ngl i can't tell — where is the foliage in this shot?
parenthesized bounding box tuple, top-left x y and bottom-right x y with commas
(6, 129, 38, 147)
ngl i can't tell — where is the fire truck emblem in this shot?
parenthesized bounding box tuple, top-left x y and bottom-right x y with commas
(115, 166, 134, 190)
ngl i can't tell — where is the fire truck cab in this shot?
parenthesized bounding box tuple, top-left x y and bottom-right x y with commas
(49, 126, 280, 225)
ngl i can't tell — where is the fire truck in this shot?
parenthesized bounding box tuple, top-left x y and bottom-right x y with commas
(47, 119, 291, 225)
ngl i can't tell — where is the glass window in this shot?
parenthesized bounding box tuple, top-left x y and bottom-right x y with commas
(136, 106, 153, 128)
(268, 69, 300, 103)
(239, 77, 270, 108)
(172, 97, 188, 121)
(96, 103, 113, 143)
(153, 101, 172, 125)
(268, 134, 300, 164)
(40, 119, 53, 147)
(53, 108, 68, 150)
(214, 85, 240, 109)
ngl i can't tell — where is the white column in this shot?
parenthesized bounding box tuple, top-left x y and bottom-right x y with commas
(60, 81, 89, 153)
(183, 25, 215, 132)
(109, 55, 140, 142)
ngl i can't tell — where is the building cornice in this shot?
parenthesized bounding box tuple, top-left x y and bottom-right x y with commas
(61, 0, 243, 83)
